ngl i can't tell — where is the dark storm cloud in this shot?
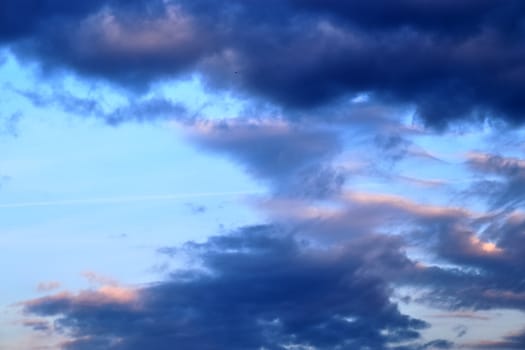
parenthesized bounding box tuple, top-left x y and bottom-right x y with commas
(2, 1, 525, 126)
(23, 225, 445, 350)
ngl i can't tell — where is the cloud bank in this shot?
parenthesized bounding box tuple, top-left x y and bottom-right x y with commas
(3, 1, 525, 126)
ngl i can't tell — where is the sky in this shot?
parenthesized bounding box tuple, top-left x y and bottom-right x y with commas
(2, 1, 525, 349)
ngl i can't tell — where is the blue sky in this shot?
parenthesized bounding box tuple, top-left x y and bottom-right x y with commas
(3, 2, 525, 350)
(0, 52, 264, 348)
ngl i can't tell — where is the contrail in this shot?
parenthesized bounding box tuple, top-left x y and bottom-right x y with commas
(0, 190, 262, 209)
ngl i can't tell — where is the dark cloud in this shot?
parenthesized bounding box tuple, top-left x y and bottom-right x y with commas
(10, 0, 217, 87)
(0, 0, 170, 43)
(23, 225, 444, 350)
(419, 339, 453, 350)
(2, 1, 525, 126)
(8, 2, 525, 347)
(186, 119, 345, 198)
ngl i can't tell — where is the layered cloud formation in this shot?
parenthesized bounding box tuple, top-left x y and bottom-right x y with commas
(4, 1, 525, 350)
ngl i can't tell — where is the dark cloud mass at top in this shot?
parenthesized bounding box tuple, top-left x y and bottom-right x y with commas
(2, 0, 525, 126)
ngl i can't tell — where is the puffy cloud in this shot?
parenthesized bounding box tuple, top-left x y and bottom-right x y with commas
(23, 225, 445, 350)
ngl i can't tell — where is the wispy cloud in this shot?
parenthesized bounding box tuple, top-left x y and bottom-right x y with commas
(0, 191, 260, 209)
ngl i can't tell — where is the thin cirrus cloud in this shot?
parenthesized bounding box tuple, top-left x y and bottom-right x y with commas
(0, 191, 260, 209)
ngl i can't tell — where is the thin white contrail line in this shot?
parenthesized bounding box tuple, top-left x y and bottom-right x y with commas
(0, 191, 262, 209)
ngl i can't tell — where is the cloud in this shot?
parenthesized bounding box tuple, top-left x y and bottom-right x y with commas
(469, 328, 525, 349)
(419, 339, 453, 349)
(37, 281, 61, 292)
(249, 188, 525, 315)
(0, 191, 258, 209)
(396, 205, 525, 313)
(430, 312, 491, 321)
(13, 87, 187, 125)
(0, 111, 21, 136)
(22, 319, 53, 333)
(22, 225, 451, 350)
(0, 0, 108, 41)
(255, 190, 473, 244)
(7, 3, 525, 348)
(466, 152, 525, 209)
(81, 271, 118, 286)
(453, 324, 468, 338)
(1, 1, 525, 126)
(24, 286, 139, 310)
(184, 118, 345, 198)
